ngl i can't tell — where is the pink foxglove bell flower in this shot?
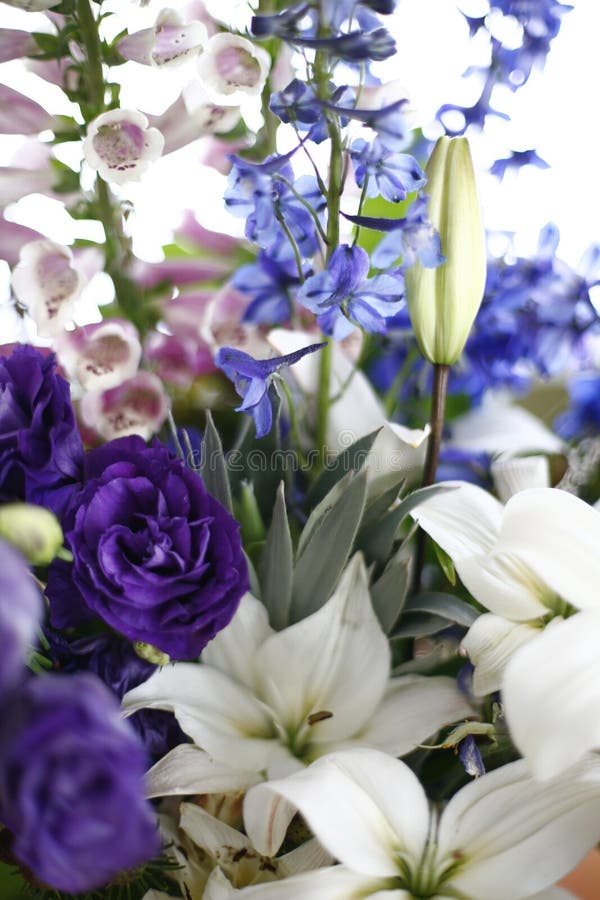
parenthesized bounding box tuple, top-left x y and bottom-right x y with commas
(196, 33, 270, 106)
(0, 84, 56, 135)
(11, 239, 85, 337)
(1, 0, 61, 8)
(55, 320, 142, 392)
(0, 216, 42, 267)
(144, 331, 215, 387)
(0, 29, 38, 63)
(181, 80, 242, 129)
(80, 371, 169, 441)
(117, 8, 208, 68)
(83, 109, 164, 185)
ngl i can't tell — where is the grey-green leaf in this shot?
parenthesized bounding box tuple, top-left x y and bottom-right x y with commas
(370, 551, 410, 634)
(404, 592, 480, 627)
(200, 410, 233, 513)
(306, 428, 381, 507)
(291, 469, 368, 622)
(260, 482, 294, 630)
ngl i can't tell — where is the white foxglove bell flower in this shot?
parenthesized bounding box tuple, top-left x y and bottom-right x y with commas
(80, 371, 169, 440)
(149, 93, 241, 155)
(124, 556, 472, 848)
(55, 319, 142, 392)
(412, 483, 600, 696)
(11, 239, 85, 336)
(117, 8, 208, 67)
(83, 109, 164, 185)
(241, 748, 600, 899)
(196, 33, 270, 106)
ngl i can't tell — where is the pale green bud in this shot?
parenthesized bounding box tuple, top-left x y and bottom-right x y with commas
(405, 136, 486, 365)
(0, 503, 63, 565)
(133, 641, 170, 666)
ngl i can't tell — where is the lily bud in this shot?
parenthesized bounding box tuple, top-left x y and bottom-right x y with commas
(405, 136, 486, 365)
(0, 503, 63, 566)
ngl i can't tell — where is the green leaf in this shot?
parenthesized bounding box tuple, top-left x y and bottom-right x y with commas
(200, 410, 233, 513)
(370, 549, 410, 633)
(404, 592, 479, 628)
(360, 474, 407, 530)
(391, 612, 452, 639)
(236, 481, 265, 546)
(291, 469, 368, 621)
(358, 482, 457, 563)
(433, 542, 456, 586)
(305, 428, 381, 507)
(259, 482, 294, 630)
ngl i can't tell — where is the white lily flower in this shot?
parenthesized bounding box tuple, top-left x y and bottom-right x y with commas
(241, 748, 600, 899)
(55, 319, 142, 391)
(11, 239, 85, 336)
(117, 9, 208, 67)
(83, 109, 164, 185)
(124, 556, 472, 846)
(448, 394, 564, 456)
(196, 33, 270, 106)
(490, 455, 551, 503)
(412, 483, 600, 695)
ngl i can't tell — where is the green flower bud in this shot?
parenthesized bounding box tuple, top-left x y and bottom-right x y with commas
(133, 641, 170, 666)
(0, 502, 63, 565)
(405, 136, 486, 365)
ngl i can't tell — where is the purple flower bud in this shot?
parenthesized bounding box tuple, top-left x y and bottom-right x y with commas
(0, 84, 56, 135)
(46, 436, 249, 660)
(0, 673, 160, 892)
(0, 539, 42, 694)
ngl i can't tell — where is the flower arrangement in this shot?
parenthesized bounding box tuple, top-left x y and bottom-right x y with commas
(0, 1, 599, 899)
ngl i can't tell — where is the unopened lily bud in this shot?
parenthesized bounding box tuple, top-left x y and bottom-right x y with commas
(405, 136, 486, 365)
(0, 503, 63, 565)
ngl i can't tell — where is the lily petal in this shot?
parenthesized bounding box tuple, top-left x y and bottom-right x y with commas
(255, 555, 390, 745)
(235, 866, 405, 899)
(245, 749, 429, 875)
(503, 610, 600, 779)
(122, 663, 288, 772)
(498, 489, 600, 613)
(461, 614, 541, 696)
(439, 756, 600, 900)
(145, 744, 261, 798)
(357, 675, 475, 755)
(202, 593, 273, 692)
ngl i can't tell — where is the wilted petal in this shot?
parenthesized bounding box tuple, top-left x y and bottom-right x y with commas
(357, 675, 474, 755)
(145, 744, 261, 798)
(245, 749, 430, 873)
(255, 556, 390, 748)
(439, 756, 600, 899)
(503, 611, 600, 779)
(202, 593, 273, 692)
(80, 371, 169, 441)
(461, 614, 540, 696)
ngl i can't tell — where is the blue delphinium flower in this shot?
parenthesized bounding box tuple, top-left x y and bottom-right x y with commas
(297, 244, 405, 338)
(554, 373, 600, 440)
(368, 195, 444, 270)
(215, 342, 326, 438)
(233, 252, 301, 325)
(490, 148, 550, 179)
(350, 137, 426, 202)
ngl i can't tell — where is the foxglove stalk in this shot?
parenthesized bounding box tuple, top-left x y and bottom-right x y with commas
(240, 748, 600, 899)
(11, 239, 85, 336)
(405, 136, 486, 365)
(83, 109, 164, 185)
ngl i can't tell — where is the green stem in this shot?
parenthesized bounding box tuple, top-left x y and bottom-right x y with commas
(76, 0, 105, 114)
(413, 363, 450, 589)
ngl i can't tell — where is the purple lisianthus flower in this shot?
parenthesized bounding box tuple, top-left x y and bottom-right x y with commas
(0, 673, 160, 893)
(0, 539, 42, 694)
(46, 436, 248, 660)
(0, 345, 83, 516)
(216, 342, 325, 438)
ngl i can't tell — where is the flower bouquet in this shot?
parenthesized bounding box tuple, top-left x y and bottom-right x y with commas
(0, 0, 599, 898)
